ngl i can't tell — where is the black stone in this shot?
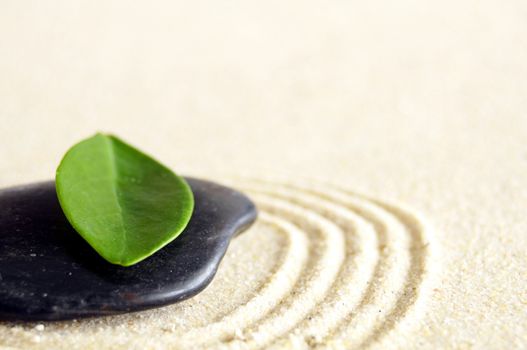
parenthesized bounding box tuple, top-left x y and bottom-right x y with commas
(0, 178, 257, 321)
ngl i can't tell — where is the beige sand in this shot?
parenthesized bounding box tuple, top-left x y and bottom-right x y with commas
(0, 0, 526, 348)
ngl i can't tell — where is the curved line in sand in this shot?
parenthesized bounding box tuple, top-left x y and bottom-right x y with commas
(172, 213, 309, 344)
(226, 193, 348, 349)
(224, 189, 373, 349)
(174, 194, 347, 348)
(234, 181, 407, 349)
(282, 181, 434, 348)
(101, 177, 435, 350)
(227, 178, 434, 349)
(345, 195, 433, 349)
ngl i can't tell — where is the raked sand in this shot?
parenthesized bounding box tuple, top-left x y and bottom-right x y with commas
(0, 0, 526, 349)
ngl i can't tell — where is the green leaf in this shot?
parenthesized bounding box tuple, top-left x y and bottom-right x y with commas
(55, 133, 194, 266)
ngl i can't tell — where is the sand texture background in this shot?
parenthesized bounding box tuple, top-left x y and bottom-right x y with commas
(0, 0, 526, 349)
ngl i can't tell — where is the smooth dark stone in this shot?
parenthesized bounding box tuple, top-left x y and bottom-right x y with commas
(0, 177, 257, 321)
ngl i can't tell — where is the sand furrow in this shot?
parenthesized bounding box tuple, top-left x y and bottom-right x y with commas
(293, 183, 433, 348)
(240, 180, 410, 348)
(225, 177, 435, 349)
(171, 212, 309, 347)
(240, 183, 379, 348)
(221, 193, 347, 349)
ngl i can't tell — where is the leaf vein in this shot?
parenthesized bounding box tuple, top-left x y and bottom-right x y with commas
(104, 136, 128, 261)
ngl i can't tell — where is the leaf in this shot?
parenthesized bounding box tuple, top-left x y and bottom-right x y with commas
(55, 133, 194, 266)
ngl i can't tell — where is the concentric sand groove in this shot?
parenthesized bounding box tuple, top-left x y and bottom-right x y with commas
(217, 192, 370, 349)
(344, 196, 433, 349)
(214, 177, 435, 349)
(222, 193, 348, 349)
(172, 211, 310, 345)
(236, 181, 410, 349)
(173, 194, 346, 348)
(289, 181, 434, 349)
(240, 184, 380, 347)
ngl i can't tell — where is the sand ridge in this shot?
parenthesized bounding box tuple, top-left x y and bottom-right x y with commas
(218, 177, 437, 349)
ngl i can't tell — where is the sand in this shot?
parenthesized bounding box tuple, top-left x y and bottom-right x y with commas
(0, 0, 526, 348)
